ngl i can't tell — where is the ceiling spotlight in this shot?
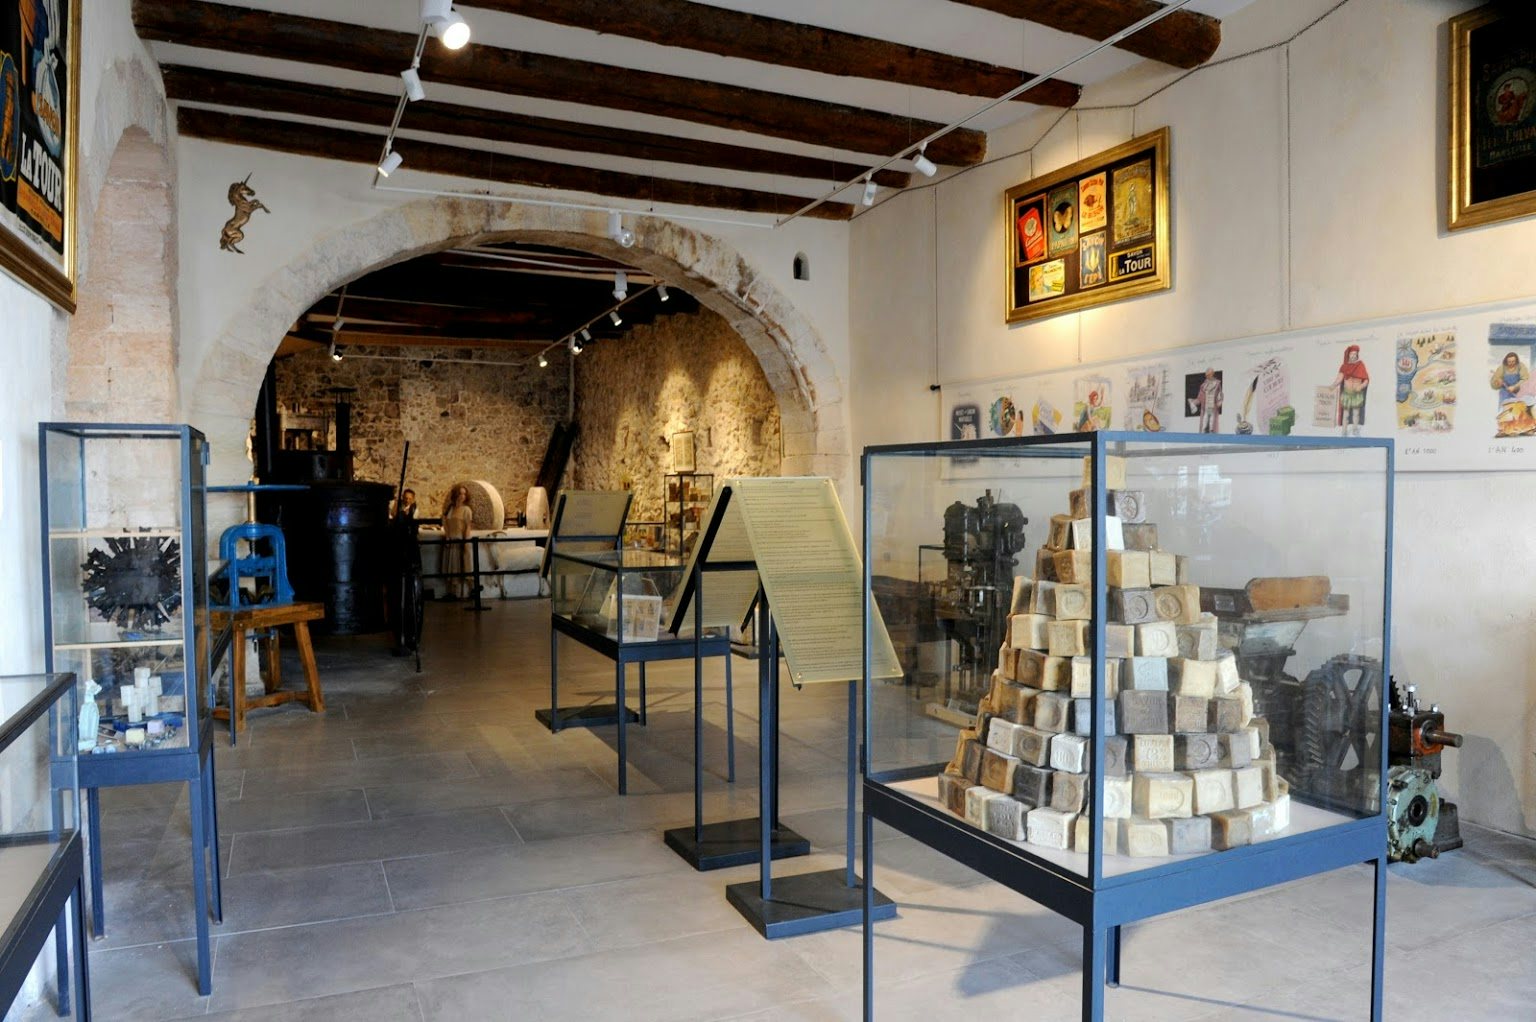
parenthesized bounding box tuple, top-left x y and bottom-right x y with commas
(401, 67, 425, 102)
(537, 353, 549, 368)
(861, 176, 878, 206)
(569, 335, 584, 355)
(422, 0, 471, 50)
(609, 310, 623, 327)
(657, 285, 670, 302)
(581, 328, 593, 342)
(613, 270, 628, 301)
(608, 210, 635, 247)
(328, 340, 343, 362)
(377, 149, 403, 176)
(912, 147, 938, 178)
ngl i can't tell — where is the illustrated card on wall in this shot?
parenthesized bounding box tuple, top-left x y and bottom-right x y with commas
(1124, 363, 1171, 431)
(1079, 172, 1107, 232)
(1004, 128, 1169, 323)
(1014, 193, 1047, 264)
(987, 394, 1023, 437)
(1079, 232, 1106, 288)
(1031, 397, 1064, 435)
(1184, 369, 1224, 433)
(1322, 342, 1372, 435)
(1396, 330, 1456, 434)
(1046, 183, 1078, 256)
(1234, 357, 1292, 435)
(1112, 160, 1155, 246)
(1488, 321, 1536, 438)
(1074, 375, 1111, 432)
(950, 402, 981, 441)
(1027, 260, 1066, 302)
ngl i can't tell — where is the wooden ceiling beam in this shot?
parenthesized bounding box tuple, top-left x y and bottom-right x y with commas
(465, 0, 1080, 108)
(176, 109, 853, 220)
(161, 66, 912, 188)
(134, 0, 986, 165)
(944, 1, 1220, 69)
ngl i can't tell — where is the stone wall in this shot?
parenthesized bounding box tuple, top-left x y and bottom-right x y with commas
(272, 344, 571, 517)
(570, 304, 781, 524)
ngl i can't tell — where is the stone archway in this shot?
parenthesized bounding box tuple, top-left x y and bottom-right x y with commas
(184, 198, 848, 494)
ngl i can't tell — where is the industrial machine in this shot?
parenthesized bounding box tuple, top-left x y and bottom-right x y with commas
(1386, 679, 1464, 862)
(925, 491, 1027, 718)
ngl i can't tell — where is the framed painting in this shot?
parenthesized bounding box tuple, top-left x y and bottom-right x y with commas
(1449, 5, 1536, 231)
(670, 430, 695, 473)
(1005, 128, 1169, 324)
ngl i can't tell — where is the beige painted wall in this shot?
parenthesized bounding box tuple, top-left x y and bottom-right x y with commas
(570, 304, 782, 523)
(850, 0, 1536, 835)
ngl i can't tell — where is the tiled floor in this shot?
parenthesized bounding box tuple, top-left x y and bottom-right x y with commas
(27, 599, 1536, 1020)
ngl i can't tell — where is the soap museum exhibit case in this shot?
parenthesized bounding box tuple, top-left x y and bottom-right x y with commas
(0, 673, 88, 1019)
(860, 432, 1391, 1020)
(547, 546, 731, 793)
(39, 423, 223, 994)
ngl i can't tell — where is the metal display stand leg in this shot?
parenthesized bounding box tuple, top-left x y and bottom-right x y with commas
(725, 605, 895, 937)
(536, 631, 644, 734)
(86, 788, 103, 938)
(71, 877, 91, 1021)
(188, 771, 213, 995)
(465, 539, 490, 613)
(665, 576, 805, 871)
(1082, 924, 1107, 1019)
(1370, 855, 1386, 1020)
(616, 661, 627, 795)
(1107, 925, 1122, 987)
(207, 755, 224, 923)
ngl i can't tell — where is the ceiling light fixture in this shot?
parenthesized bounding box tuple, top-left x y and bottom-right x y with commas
(861, 176, 878, 206)
(329, 340, 343, 362)
(609, 310, 623, 327)
(537, 353, 549, 368)
(912, 147, 938, 178)
(378, 149, 403, 176)
(421, 0, 471, 49)
(400, 67, 425, 102)
(569, 335, 584, 355)
(612, 270, 628, 301)
(608, 211, 635, 248)
(657, 285, 670, 302)
(581, 328, 593, 342)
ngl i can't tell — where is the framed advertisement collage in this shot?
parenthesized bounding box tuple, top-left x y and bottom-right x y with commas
(1005, 128, 1169, 324)
(0, 0, 78, 311)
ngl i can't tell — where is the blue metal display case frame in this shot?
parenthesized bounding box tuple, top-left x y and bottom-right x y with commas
(860, 431, 1391, 1021)
(39, 423, 224, 996)
(0, 673, 88, 1021)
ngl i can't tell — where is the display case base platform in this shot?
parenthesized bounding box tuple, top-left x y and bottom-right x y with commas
(727, 868, 896, 940)
(862, 777, 1386, 1021)
(663, 818, 810, 871)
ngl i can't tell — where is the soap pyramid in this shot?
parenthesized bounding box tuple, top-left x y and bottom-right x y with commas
(937, 455, 1292, 857)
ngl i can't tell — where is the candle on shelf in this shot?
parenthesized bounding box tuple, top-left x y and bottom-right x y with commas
(125, 684, 143, 723)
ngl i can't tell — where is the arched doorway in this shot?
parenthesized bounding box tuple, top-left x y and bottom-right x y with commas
(183, 199, 848, 500)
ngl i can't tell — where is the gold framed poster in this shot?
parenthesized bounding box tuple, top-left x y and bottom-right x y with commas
(0, 0, 78, 311)
(1448, 5, 1536, 232)
(1005, 128, 1169, 324)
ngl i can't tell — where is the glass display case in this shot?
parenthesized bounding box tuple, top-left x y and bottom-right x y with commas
(550, 548, 685, 642)
(861, 433, 1391, 1020)
(40, 424, 214, 760)
(38, 422, 223, 996)
(0, 673, 86, 1018)
(665, 472, 714, 556)
(544, 546, 732, 794)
